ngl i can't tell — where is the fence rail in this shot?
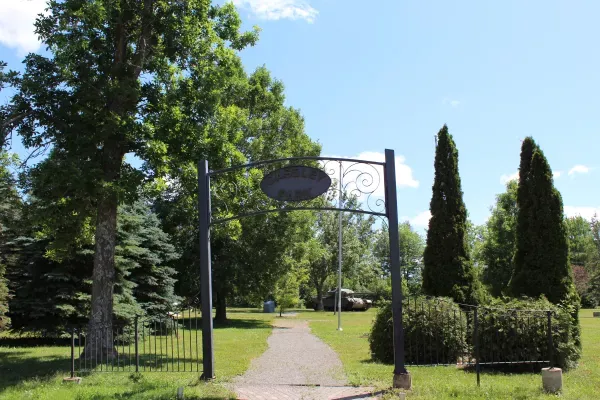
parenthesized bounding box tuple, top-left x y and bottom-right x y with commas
(400, 296, 557, 386)
(71, 309, 201, 375)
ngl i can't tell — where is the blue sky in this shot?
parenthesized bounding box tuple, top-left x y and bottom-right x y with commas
(1, 0, 599, 228)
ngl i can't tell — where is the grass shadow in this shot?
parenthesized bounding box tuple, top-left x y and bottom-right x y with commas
(0, 349, 70, 392)
(0, 337, 72, 347)
(212, 318, 271, 330)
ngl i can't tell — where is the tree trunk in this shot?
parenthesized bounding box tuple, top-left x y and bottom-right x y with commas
(315, 287, 324, 311)
(215, 290, 227, 322)
(81, 188, 119, 360)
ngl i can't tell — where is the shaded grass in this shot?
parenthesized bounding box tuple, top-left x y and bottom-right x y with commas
(0, 312, 276, 400)
(299, 308, 600, 399)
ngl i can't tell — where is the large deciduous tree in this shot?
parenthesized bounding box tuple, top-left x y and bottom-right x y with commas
(151, 65, 321, 322)
(509, 138, 576, 305)
(7, 0, 258, 357)
(480, 180, 518, 296)
(422, 125, 480, 304)
(566, 216, 599, 274)
(373, 222, 424, 295)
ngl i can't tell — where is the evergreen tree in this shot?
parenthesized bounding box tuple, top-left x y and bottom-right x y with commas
(422, 125, 480, 304)
(6, 199, 179, 333)
(480, 180, 518, 296)
(117, 201, 180, 317)
(510, 138, 576, 304)
(0, 151, 20, 329)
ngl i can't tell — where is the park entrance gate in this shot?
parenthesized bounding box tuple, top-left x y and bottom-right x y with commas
(198, 150, 408, 382)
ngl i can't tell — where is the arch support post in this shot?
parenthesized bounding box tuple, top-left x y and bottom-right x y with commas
(384, 149, 411, 389)
(198, 160, 215, 380)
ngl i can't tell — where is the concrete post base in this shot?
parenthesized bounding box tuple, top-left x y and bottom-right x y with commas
(393, 372, 412, 390)
(542, 367, 562, 393)
(62, 377, 82, 384)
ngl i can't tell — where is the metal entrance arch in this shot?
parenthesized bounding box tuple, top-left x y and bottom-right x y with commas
(197, 149, 408, 385)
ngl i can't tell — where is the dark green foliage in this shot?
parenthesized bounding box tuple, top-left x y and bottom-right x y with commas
(6, 236, 92, 333)
(510, 138, 576, 305)
(0, 151, 21, 330)
(369, 298, 467, 364)
(423, 125, 481, 304)
(481, 180, 518, 296)
(117, 202, 180, 318)
(6, 200, 179, 333)
(476, 297, 580, 370)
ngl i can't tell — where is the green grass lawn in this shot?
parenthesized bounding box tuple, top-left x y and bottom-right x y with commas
(0, 310, 276, 400)
(299, 308, 600, 399)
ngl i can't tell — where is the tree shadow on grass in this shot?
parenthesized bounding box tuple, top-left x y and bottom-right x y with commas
(212, 318, 271, 330)
(0, 349, 70, 392)
(170, 316, 271, 331)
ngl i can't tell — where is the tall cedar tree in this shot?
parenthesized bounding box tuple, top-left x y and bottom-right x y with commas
(6, 1, 259, 357)
(510, 138, 576, 304)
(423, 125, 480, 304)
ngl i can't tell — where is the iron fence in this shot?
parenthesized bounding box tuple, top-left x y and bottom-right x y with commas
(70, 308, 201, 376)
(67, 297, 560, 387)
(400, 296, 558, 386)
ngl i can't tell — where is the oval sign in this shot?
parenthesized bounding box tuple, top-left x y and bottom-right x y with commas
(260, 165, 331, 202)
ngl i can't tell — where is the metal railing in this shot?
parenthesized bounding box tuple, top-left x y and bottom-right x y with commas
(401, 296, 558, 386)
(70, 309, 201, 375)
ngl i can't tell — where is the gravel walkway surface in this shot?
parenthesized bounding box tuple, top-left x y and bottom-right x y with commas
(231, 318, 378, 400)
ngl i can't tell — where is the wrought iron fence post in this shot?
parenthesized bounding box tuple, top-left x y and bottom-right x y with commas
(70, 328, 75, 379)
(474, 309, 480, 387)
(135, 316, 140, 373)
(547, 311, 553, 368)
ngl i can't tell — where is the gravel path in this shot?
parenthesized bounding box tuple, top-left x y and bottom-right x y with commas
(232, 318, 378, 400)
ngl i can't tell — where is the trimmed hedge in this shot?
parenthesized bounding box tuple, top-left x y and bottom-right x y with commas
(476, 297, 580, 370)
(369, 297, 468, 365)
(369, 296, 581, 370)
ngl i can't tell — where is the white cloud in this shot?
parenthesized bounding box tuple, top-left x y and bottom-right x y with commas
(443, 98, 461, 108)
(554, 171, 562, 179)
(354, 151, 419, 190)
(322, 152, 418, 208)
(568, 165, 590, 176)
(401, 210, 431, 227)
(0, 0, 47, 55)
(500, 171, 519, 184)
(564, 206, 600, 221)
(232, 0, 318, 23)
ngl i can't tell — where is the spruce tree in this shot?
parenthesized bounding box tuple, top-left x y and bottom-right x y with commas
(510, 139, 576, 304)
(422, 125, 480, 304)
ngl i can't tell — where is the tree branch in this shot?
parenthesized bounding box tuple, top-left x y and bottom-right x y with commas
(133, 0, 154, 79)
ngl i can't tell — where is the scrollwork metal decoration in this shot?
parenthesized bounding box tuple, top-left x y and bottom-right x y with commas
(208, 156, 387, 225)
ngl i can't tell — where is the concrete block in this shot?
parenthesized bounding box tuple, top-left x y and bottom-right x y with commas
(542, 367, 562, 393)
(62, 377, 82, 384)
(393, 372, 412, 390)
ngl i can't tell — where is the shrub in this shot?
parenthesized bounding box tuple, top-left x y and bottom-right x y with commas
(369, 296, 581, 370)
(369, 297, 468, 365)
(476, 297, 580, 370)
